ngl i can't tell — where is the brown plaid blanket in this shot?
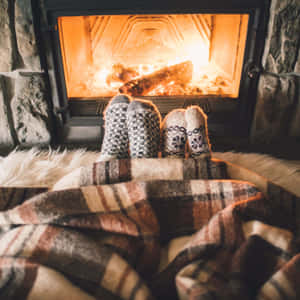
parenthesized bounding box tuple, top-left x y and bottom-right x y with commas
(0, 158, 299, 300)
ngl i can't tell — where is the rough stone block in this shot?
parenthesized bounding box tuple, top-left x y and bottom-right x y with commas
(15, 0, 41, 71)
(11, 73, 53, 147)
(0, 76, 15, 150)
(263, 0, 300, 73)
(0, 0, 14, 72)
(295, 48, 300, 73)
(288, 77, 300, 137)
(251, 73, 297, 142)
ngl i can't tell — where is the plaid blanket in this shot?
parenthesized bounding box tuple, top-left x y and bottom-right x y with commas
(0, 158, 299, 300)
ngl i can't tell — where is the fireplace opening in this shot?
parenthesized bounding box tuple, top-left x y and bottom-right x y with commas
(41, 0, 270, 145)
(58, 14, 248, 99)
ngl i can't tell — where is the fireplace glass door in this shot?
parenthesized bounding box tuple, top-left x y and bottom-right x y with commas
(58, 14, 249, 100)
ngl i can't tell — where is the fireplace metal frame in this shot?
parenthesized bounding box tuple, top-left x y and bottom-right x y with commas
(38, 0, 270, 146)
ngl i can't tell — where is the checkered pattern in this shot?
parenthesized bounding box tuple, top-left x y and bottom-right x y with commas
(100, 103, 129, 159)
(127, 109, 160, 158)
(0, 158, 299, 300)
(79, 157, 228, 186)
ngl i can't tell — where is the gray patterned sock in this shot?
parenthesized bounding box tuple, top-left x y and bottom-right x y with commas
(185, 105, 211, 159)
(96, 94, 131, 162)
(161, 109, 187, 158)
(127, 99, 161, 158)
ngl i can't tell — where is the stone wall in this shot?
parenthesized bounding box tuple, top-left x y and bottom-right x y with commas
(251, 0, 300, 143)
(0, 0, 299, 154)
(0, 0, 53, 153)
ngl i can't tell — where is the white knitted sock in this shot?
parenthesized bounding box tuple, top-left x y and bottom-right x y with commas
(185, 105, 211, 159)
(127, 99, 161, 158)
(161, 109, 187, 158)
(96, 94, 131, 162)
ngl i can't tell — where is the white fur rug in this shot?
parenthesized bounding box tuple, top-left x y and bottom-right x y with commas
(0, 148, 299, 196)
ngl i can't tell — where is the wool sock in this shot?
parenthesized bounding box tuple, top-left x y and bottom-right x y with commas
(96, 94, 131, 162)
(127, 99, 161, 158)
(161, 109, 187, 158)
(185, 105, 211, 158)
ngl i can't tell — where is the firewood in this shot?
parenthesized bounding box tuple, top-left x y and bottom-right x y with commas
(106, 63, 139, 85)
(119, 61, 193, 96)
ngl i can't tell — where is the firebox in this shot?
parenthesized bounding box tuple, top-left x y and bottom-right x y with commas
(40, 0, 270, 145)
(58, 14, 248, 99)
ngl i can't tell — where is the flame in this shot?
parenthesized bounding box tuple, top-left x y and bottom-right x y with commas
(94, 68, 110, 85)
(185, 42, 210, 79)
(86, 41, 230, 97)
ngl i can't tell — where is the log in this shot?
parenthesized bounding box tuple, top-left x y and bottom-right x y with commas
(119, 61, 193, 96)
(106, 63, 139, 85)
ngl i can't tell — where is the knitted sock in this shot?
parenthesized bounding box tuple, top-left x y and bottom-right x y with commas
(161, 109, 187, 158)
(185, 105, 211, 159)
(96, 94, 131, 162)
(127, 99, 161, 158)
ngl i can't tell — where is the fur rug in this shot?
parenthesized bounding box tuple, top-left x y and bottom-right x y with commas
(0, 148, 299, 196)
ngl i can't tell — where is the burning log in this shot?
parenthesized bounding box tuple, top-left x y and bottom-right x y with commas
(106, 63, 139, 85)
(119, 61, 193, 96)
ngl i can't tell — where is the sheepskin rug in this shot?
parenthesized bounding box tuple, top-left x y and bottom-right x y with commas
(0, 148, 299, 196)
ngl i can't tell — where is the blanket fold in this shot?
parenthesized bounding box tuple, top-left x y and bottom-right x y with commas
(53, 157, 228, 191)
(0, 157, 299, 300)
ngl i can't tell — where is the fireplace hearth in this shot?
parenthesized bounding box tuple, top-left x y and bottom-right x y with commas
(38, 0, 270, 145)
(34, 0, 269, 142)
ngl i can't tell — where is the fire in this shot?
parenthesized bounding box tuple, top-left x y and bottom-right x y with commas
(84, 38, 229, 97)
(58, 14, 249, 98)
(88, 58, 230, 97)
(84, 36, 231, 97)
(94, 68, 110, 85)
(183, 41, 210, 76)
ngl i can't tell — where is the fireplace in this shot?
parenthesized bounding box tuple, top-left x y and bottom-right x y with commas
(40, 0, 270, 145)
(58, 14, 248, 99)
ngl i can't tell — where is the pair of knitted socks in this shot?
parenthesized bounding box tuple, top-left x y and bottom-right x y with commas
(97, 94, 161, 161)
(161, 107, 211, 158)
(97, 95, 211, 161)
